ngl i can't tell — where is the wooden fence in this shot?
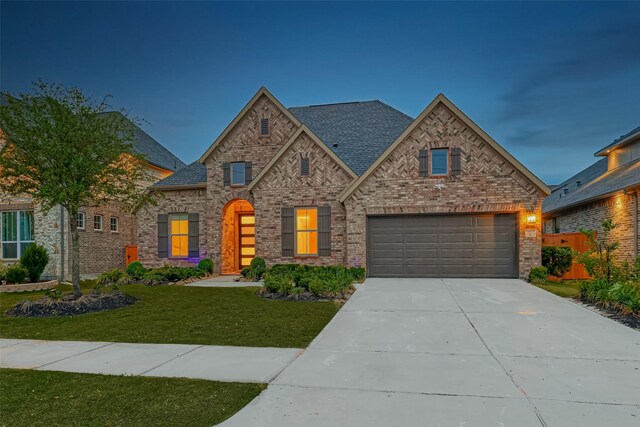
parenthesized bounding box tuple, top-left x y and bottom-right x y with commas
(542, 232, 591, 280)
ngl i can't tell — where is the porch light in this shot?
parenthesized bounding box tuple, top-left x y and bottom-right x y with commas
(527, 214, 537, 224)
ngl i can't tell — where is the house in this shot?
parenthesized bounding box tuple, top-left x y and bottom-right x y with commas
(543, 126, 640, 261)
(0, 105, 185, 279)
(137, 87, 550, 278)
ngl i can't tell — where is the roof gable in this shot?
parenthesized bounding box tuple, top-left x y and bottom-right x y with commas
(288, 100, 413, 175)
(198, 87, 301, 163)
(338, 94, 551, 202)
(247, 125, 357, 191)
(595, 125, 640, 156)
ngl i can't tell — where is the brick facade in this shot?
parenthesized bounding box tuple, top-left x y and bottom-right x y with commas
(543, 193, 638, 261)
(344, 104, 545, 278)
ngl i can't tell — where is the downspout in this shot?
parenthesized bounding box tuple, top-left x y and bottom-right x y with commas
(634, 190, 638, 259)
(60, 206, 65, 282)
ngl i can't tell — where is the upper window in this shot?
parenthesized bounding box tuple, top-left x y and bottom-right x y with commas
(76, 212, 86, 230)
(94, 215, 103, 231)
(231, 162, 245, 185)
(431, 148, 449, 176)
(170, 213, 188, 258)
(1, 211, 34, 259)
(110, 217, 119, 233)
(295, 207, 318, 256)
(260, 118, 270, 136)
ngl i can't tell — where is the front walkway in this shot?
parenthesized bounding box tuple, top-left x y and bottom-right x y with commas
(220, 278, 640, 427)
(0, 339, 301, 383)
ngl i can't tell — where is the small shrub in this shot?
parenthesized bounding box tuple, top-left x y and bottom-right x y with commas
(246, 257, 266, 280)
(45, 288, 63, 300)
(528, 266, 548, 285)
(349, 267, 366, 282)
(542, 246, 573, 278)
(141, 271, 168, 286)
(580, 279, 640, 315)
(125, 261, 146, 279)
(241, 267, 250, 277)
(97, 269, 128, 286)
(5, 265, 29, 284)
(197, 258, 214, 274)
(20, 244, 50, 283)
(263, 273, 294, 294)
(0, 264, 7, 281)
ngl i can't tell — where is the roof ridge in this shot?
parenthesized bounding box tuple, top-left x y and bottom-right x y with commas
(289, 100, 379, 109)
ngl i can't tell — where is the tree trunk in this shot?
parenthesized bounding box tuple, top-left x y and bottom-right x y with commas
(69, 211, 82, 297)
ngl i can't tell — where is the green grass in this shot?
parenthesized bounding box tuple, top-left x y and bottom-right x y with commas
(0, 368, 264, 427)
(0, 282, 341, 348)
(531, 280, 581, 298)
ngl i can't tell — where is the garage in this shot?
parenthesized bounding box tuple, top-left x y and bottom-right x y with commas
(366, 214, 518, 278)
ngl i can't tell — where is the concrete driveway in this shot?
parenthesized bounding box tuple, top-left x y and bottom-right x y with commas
(220, 278, 640, 427)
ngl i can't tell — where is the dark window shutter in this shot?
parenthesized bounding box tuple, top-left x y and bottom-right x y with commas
(451, 147, 461, 176)
(281, 207, 294, 257)
(301, 157, 310, 176)
(222, 162, 230, 186)
(419, 149, 429, 177)
(260, 118, 269, 136)
(245, 161, 252, 184)
(157, 214, 168, 258)
(318, 205, 331, 257)
(188, 213, 199, 258)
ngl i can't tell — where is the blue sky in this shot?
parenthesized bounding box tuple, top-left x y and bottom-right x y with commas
(1, 1, 639, 184)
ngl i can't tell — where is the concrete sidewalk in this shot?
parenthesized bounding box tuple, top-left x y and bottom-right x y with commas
(220, 278, 640, 427)
(186, 275, 262, 287)
(0, 339, 301, 383)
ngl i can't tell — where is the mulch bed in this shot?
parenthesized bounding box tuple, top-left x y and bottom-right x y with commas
(6, 290, 137, 318)
(572, 298, 640, 331)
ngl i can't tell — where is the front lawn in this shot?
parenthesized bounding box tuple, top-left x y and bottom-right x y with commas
(531, 280, 581, 298)
(0, 282, 341, 348)
(0, 368, 264, 427)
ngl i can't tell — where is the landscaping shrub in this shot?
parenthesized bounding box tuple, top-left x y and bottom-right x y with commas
(528, 266, 548, 285)
(5, 265, 29, 284)
(19, 244, 50, 283)
(125, 261, 146, 280)
(197, 258, 214, 274)
(263, 272, 294, 294)
(241, 267, 250, 277)
(580, 279, 640, 315)
(541, 246, 573, 278)
(260, 264, 361, 299)
(577, 219, 619, 283)
(0, 264, 7, 281)
(245, 257, 266, 280)
(349, 267, 366, 282)
(97, 269, 129, 286)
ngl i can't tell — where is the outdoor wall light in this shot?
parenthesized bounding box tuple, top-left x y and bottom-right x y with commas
(527, 214, 537, 224)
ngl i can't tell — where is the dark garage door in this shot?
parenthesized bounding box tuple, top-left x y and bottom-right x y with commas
(367, 214, 518, 278)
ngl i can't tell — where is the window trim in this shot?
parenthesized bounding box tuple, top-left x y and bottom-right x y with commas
(429, 148, 450, 177)
(76, 212, 86, 230)
(169, 213, 189, 259)
(110, 217, 119, 233)
(94, 215, 103, 231)
(1, 210, 35, 260)
(294, 207, 318, 257)
(230, 161, 246, 186)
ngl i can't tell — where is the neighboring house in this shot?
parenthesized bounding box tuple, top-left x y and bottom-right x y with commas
(543, 126, 640, 261)
(0, 106, 185, 278)
(137, 87, 550, 279)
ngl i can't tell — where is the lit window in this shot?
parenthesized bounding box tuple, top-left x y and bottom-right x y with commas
(231, 162, 245, 185)
(295, 207, 317, 256)
(94, 215, 103, 231)
(76, 212, 86, 230)
(431, 148, 449, 176)
(1, 211, 34, 259)
(170, 213, 188, 258)
(110, 217, 119, 233)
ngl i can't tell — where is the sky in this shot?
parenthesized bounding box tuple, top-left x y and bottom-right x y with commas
(1, 1, 639, 184)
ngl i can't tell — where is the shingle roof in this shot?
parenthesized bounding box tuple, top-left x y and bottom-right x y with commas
(594, 125, 640, 156)
(152, 161, 206, 187)
(288, 100, 414, 175)
(542, 157, 640, 214)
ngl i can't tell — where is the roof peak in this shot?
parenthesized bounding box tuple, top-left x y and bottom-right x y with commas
(289, 100, 381, 109)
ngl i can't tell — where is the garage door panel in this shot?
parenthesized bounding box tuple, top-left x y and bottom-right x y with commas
(367, 214, 517, 278)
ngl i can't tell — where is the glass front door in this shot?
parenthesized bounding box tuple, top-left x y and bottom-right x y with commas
(238, 214, 255, 269)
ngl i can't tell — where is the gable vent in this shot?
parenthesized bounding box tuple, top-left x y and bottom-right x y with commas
(301, 157, 310, 176)
(260, 118, 269, 136)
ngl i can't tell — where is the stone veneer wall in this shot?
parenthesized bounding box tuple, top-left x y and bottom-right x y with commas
(343, 103, 545, 279)
(251, 132, 354, 266)
(203, 94, 299, 273)
(137, 188, 208, 268)
(543, 193, 638, 261)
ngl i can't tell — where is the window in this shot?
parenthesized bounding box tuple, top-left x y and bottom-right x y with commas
(260, 118, 270, 136)
(110, 217, 119, 233)
(295, 207, 317, 256)
(301, 157, 310, 176)
(431, 148, 449, 176)
(231, 162, 245, 185)
(76, 212, 86, 230)
(1, 211, 34, 259)
(94, 215, 103, 231)
(170, 213, 188, 258)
